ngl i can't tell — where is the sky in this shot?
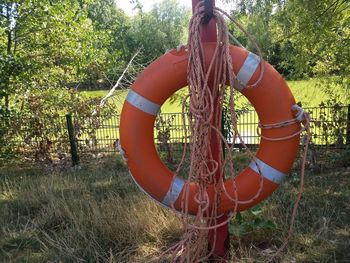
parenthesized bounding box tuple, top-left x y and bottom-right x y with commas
(115, 0, 234, 16)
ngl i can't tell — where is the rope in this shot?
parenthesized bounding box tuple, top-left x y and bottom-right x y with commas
(260, 107, 312, 262)
(257, 104, 310, 141)
(155, 2, 311, 262)
(116, 139, 128, 162)
(156, 3, 266, 261)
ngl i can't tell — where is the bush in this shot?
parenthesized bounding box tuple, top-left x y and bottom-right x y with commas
(0, 88, 114, 163)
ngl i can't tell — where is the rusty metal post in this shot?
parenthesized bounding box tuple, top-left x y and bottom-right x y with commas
(66, 113, 80, 167)
(346, 104, 350, 145)
(191, 0, 230, 261)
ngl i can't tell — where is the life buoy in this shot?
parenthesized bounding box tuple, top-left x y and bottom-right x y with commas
(119, 43, 300, 215)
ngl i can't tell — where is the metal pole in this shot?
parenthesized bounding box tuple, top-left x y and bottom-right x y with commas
(191, 0, 229, 261)
(346, 104, 350, 145)
(192, 0, 217, 42)
(66, 113, 80, 167)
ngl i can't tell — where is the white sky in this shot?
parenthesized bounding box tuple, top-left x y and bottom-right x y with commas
(115, 0, 234, 16)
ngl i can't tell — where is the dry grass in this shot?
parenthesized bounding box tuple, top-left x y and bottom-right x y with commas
(0, 154, 349, 262)
(0, 157, 181, 262)
(239, 169, 350, 262)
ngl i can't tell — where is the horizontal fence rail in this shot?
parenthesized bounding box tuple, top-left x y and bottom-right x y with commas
(1, 105, 349, 163)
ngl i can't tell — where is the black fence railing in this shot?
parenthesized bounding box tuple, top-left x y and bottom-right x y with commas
(1, 105, 349, 164)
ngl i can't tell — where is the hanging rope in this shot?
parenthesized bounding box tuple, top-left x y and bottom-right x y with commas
(154, 1, 312, 262)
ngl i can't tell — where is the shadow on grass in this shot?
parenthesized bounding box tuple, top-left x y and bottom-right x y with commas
(0, 153, 349, 262)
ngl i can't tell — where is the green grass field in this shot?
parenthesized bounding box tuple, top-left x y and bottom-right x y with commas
(82, 79, 350, 114)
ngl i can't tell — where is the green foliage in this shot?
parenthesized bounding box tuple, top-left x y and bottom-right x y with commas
(275, 0, 349, 79)
(0, 88, 114, 162)
(229, 205, 276, 236)
(328, 146, 350, 167)
(0, 108, 17, 161)
(0, 0, 104, 108)
(130, 0, 190, 63)
(0, 0, 191, 109)
(313, 102, 348, 146)
(230, 0, 350, 85)
(0, 0, 349, 109)
(87, 0, 136, 83)
(155, 113, 177, 164)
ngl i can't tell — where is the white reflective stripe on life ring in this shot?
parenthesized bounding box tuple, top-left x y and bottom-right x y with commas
(129, 170, 185, 210)
(162, 177, 185, 207)
(126, 89, 160, 116)
(249, 157, 286, 184)
(236, 52, 260, 89)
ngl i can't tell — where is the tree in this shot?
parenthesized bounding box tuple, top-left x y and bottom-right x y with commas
(0, 0, 91, 108)
(130, 0, 191, 63)
(0, 0, 110, 110)
(275, 0, 349, 81)
(228, 0, 349, 85)
(87, 0, 136, 85)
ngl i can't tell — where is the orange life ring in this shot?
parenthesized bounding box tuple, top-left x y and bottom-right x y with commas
(119, 43, 300, 215)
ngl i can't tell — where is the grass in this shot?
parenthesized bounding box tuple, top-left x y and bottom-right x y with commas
(288, 78, 349, 107)
(81, 88, 183, 114)
(0, 156, 181, 262)
(1, 152, 349, 262)
(82, 78, 350, 114)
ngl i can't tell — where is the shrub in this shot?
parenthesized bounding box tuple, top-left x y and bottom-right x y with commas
(1, 88, 114, 163)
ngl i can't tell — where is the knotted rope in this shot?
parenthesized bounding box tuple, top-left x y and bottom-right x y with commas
(156, 3, 265, 262)
(155, 2, 311, 262)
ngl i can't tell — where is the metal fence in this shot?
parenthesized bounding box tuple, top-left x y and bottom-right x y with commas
(1, 105, 349, 164)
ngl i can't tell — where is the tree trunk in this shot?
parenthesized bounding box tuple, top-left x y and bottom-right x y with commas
(4, 4, 12, 110)
(6, 4, 12, 55)
(4, 95, 9, 110)
(7, 30, 12, 55)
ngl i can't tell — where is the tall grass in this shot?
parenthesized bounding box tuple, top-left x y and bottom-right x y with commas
(1, 154, 349, 262)
(0, 157, 181, 262)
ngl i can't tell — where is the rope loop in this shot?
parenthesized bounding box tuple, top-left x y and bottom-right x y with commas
(292, 104, 306, 122)
(257, 104, 311, 142)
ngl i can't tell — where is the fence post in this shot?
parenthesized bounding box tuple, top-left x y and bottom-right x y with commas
(347, 104, 350, 145)
(66, 113, 80, 167)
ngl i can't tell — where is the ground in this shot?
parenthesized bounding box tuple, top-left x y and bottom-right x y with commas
(1, 152, 349, 262)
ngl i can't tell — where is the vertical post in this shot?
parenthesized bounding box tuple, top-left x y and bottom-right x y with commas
(192, 0, 217, 42)
(66, 113, 80, 167)
(191, 0, 229, 261)
(346, 104, 350, 145)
